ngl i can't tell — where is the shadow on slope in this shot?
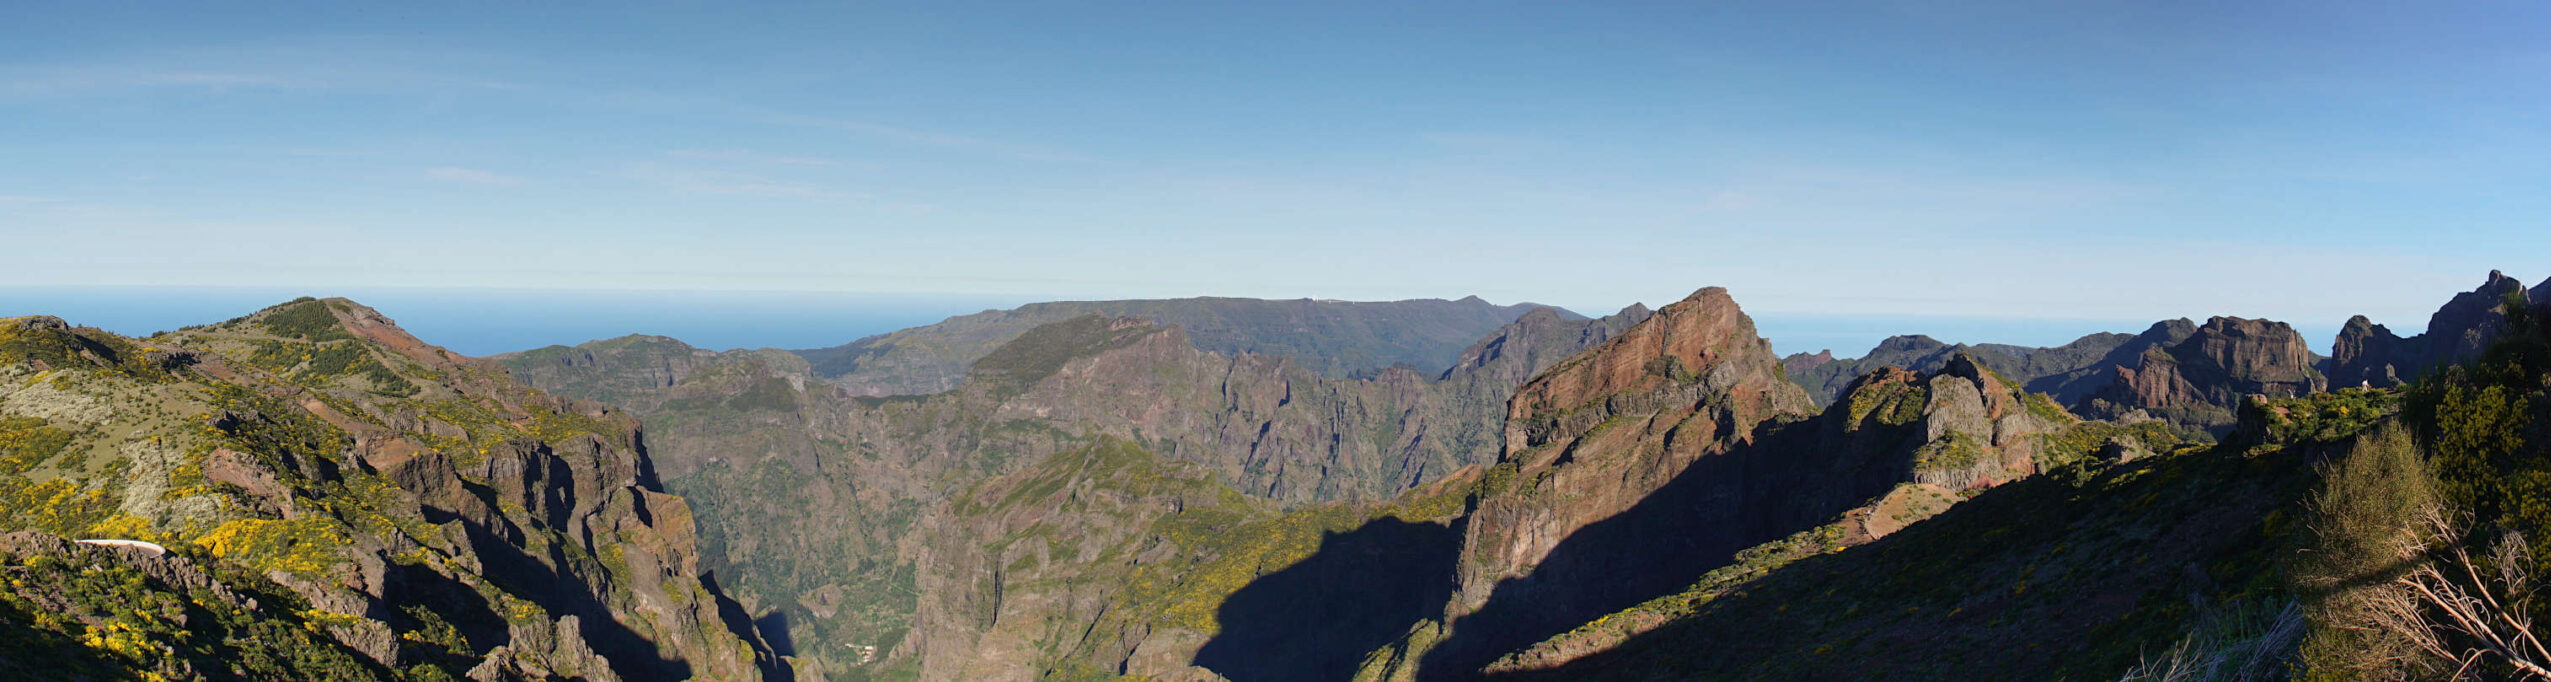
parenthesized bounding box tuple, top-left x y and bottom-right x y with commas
(709, 572, 797, 682)
(1196, 516, 1466, 682)
(1417, 419, 1910, 680)
(466, 517, 695, 682)
(383, 561, 511, 669)
(1488, 439, 2325, 681)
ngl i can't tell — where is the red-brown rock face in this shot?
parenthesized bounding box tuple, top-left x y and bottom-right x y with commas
(2096, 316, 2324, 430)
(1425, 288, 1813, 670)
(1499, 287, 1809, 457)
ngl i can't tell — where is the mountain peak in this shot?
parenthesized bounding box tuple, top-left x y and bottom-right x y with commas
(1682, 286, 1731, 304)
(1873, 335, 1949, 355)
(1507, 286, 1808, 447)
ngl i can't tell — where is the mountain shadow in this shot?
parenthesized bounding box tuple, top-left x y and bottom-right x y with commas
(1418, 418, 1905, 679)
(1196, 516, 1466, 682)
(1479, 433, 2328, 681)
(382, 560, 511, 668)
(464, 517, 695, 682)
(708, 572, 796, 682)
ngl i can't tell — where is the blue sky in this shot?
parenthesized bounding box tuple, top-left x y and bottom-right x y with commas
(4, 1, 2548, 349)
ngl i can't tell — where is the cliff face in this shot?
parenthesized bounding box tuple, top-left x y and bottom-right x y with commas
(1424, 288, 1815, 674)
(1353, 289, 2074, 680)
(1470, 288, 1814, 604)
(2425, 270, 2528, 369)
(0, 300, 771, 682)
(2082, 316, 2325, 432)
(898, 440, 1251, 682)
(497, 303, 1645, 678)
(2329, 271, 2540, 387)
(1464, 355, 2085, 676)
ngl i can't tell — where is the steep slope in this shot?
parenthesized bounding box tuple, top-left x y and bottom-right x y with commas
(2082, 316, 2327, 431)
(0, 300, 772, 681)
(1452, 287, 1817, 637)
(1326, 289, 2224, 682)
(497, 305, 1644, 678)
(1350, 289, 2122, 681)
(2014, 319, 2201, 405)
(789, 296, 1562, 395)
(894, 439, 1473, 682)
(1403, 275, 2551, 680)
(2328, 271, 2542, 387)
(1484, 393, 2382, 681)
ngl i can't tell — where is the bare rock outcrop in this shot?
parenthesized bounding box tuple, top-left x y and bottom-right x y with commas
(2087, 316, 2324, 431)
(2330, 271, 2535, 387)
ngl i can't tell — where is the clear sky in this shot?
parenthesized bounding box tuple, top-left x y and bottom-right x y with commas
(4, 1, 2548, 343)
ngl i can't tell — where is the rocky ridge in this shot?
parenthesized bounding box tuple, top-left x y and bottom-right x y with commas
(791, 296, 1561, 396)
(2081, 316, 2327, 431)
(1349, 288, 2084, 679)
(497, 303, 1646, 679)
(2328, 271, 2545, 387)
(1781, 322, 2194, 409)
(0, 299, 773, 681)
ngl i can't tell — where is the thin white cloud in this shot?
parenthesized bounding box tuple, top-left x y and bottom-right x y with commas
(425, 167, 526, 186)
(0, 195, 63, 204)
(0, 42, 531, 99)
(667, 149, 845, 167)
(0, 66, 297, 95)
(766, 113, 1095, 162)
(621, 163, 866, 202)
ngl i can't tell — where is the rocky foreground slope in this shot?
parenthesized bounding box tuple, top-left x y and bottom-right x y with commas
(0, 299, 773, 681)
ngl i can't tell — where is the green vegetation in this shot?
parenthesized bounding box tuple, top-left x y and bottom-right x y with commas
(240, 339, 419, 397)
(2021, 390, 2072, 423)
(1500, 428, 2337, 680)
(2292, 294, 2551, 679)
(0, 302, 760, 681)
(1844, 379, 1927, 428)
(2035, 419, 2202, 472)
(253, 298, 355, 342)
(2248, 389, 2400, 445)
(968, 315, 1160, 393)
(792, 295, 1541, 390)
(1910, 432, 1985, 472)
(0, 317, 180, 381)
(0, 542, 388, 681)
(192, 518, 347, 580)
(1503, 521, 1854, 668)
(2400, 295, 2551, 551)
(2293, 424, 2436, 679)
(0, 415, 121, 538)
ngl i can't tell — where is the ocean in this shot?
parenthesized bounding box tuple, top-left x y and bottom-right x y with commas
(0, 287, 1037, 356)
(0, 287, 2337, 361)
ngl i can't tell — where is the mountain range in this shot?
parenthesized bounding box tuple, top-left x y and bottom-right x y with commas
(6, 272, 2551, 680)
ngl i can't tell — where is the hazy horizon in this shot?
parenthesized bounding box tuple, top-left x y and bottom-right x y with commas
(2, 284, 2377, 359)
